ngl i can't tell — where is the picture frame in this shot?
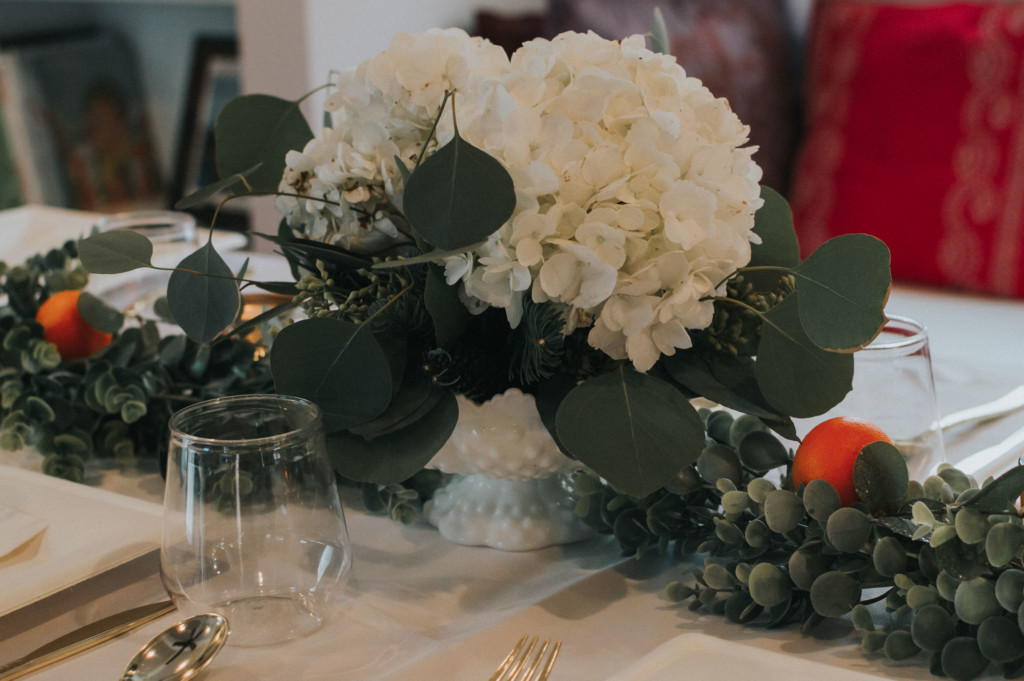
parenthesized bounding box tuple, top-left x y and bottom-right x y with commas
(169, 36, 247, 231)
(1, 29, 164, 212)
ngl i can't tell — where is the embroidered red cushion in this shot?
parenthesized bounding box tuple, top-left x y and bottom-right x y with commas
(790, 2, 1024, 297)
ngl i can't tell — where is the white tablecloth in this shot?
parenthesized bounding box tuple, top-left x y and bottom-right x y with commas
(2, 207, 1024, 680)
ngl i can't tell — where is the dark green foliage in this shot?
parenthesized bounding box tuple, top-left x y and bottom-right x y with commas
(572, 405, 1024, 681)
(0, 244, 273, 481)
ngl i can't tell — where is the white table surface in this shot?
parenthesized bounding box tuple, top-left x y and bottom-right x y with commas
(2, 206, 1024, 680)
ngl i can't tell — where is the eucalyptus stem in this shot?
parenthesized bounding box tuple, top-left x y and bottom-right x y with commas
(413, 90, 454, 172)
(711, 264, 793, 292)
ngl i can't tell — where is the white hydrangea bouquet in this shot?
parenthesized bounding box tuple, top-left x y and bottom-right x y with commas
(80, 27, 890, 498)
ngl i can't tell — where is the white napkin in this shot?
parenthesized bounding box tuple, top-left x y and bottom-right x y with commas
(0, 505, 48, 559)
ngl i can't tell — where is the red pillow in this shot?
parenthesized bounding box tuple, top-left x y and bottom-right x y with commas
(790, 2, 1024, 297)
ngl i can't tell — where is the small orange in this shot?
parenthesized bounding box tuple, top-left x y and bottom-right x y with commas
(35, 290, 112, 361)
(792, 416, 893, 507)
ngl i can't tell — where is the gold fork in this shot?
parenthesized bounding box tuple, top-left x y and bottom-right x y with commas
(488, 635, 562, 681)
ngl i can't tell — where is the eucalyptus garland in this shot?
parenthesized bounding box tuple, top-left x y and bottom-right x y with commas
(571, 407, 1024, 681)
(0, 241, 273, 481)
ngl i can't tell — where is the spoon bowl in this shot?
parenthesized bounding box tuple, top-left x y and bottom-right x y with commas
(120, 613, 228, 681)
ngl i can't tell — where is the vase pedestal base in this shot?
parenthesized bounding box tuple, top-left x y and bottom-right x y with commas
(423, 474, 591, 551)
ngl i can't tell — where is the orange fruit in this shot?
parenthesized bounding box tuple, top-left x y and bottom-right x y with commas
(35, 290, 112, 361)
(792, 416, 893, 507)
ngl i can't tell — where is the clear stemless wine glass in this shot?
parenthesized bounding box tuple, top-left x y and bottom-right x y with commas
(161, 394, 352, 647)
(807, 315, 945, 482)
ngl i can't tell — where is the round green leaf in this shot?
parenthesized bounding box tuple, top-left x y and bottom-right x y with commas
(826, 506, 872, 554)
(810, 570, 861, 617)
(77, 291, 123, 334)
(555, 366, 705, 498)
(912, 604, 956, 652)
(788, 543, 831, 591)
(738, 430, 788, 473)
(954, 507, 988, 546)
(748, 562, 791, 608)
(941, 637, 989, 681)
(873, 536, 909, 577)
(749, 185, 800, 268)
(403, 130, 516, 250)
(802, 478, 841, 522)
(696, 443, 742, 487)
(756, 293, 854, 418)
(853, 441, 909, 508)
(955, 577, 1002, 625)
(794, 233, 891, 351)
(77, 231, 153, 274)
(996, 569, 1024, 612)
(166, 243, 241, 342)
(764, 489, 804, 534)
(271, 317, 393, 432)
(883, 629, 920, 661)
(977, 616, 1024, 663)
(326, 391, 457, 484)
(215, 94, 314, 192)
(424, 263, 469, 348)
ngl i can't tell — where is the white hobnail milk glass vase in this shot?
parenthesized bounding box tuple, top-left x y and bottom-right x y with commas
(424, 388, 592, 551)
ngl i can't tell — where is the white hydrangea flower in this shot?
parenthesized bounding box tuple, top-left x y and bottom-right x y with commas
(278, 29, 510, 252)
(278, 28, 764, 371)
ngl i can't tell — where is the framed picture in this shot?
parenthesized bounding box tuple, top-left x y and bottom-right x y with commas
(1, 30, 164, 212)
(169, 37, 247, 231)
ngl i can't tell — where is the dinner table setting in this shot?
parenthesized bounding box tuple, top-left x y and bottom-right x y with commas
(1, 207, 1024, 681)
(5, 25, 1024, 681)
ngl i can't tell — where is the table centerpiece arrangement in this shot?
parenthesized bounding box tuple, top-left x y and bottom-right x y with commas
(75, 26, 890, 513)
(10, 19, 1024, 680)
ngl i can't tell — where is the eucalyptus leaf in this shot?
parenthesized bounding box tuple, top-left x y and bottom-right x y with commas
(77, 292, 123, 334)
(167, 243, 241, 342)
(248, 281, 300, 296)
(254, 232, 373, 270)
(347, 360, 446, 440)
(215, 94, 314, 193)
(270, 317, 393, 432)
(77, 231, 154, 274)
(853, 441, 909, 508)
(749, 186, 800, 268)
(934, 537, 988, 581)
(961, 465, 1024, 513)
(794, 234, 891, 351)
(809, 571, 861, 617)
(393, 154, 412, 183)
(662, 351, 792, 428)
(756, 293, 854, 417)
(555, 365, 705, 498)
(424, 263, 469, 347)
(533, 373, 576, 455)
(402, 130, 515, 250)
(174, 163, 262, 209)
(737, 430, 789, 473)
(325, 391, 457, 484)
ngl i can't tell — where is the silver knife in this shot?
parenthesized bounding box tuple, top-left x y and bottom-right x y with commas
(0, 599, 175, 681)
(953, 424, 1024, 480)
(940, 386, 1024, 432)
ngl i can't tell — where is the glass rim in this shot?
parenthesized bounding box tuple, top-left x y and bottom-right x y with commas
(862, 314, 928, 352)
(96, 209, 197, 244)
(169, 393, 323, 447)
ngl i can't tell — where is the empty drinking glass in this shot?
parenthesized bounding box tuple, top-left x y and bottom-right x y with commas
(804, 315, 945, 482)
(161, 394, 352, 646)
